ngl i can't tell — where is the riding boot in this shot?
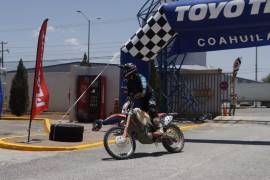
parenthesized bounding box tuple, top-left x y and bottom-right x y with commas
(92, 119, 102, 131)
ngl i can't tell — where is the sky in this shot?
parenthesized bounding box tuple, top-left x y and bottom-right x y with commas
(0, 0, 270, 81)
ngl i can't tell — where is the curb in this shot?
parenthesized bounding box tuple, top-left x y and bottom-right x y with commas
(0, 116, 203, 151)
(0, 137, 103, 151)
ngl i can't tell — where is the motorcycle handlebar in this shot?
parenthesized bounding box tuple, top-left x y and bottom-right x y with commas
(117, 65, 125, 69)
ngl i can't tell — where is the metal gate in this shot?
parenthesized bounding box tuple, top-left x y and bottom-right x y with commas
(167, 69, 232, 118)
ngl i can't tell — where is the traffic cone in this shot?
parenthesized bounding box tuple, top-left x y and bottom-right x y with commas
(223, 103, 228, 116)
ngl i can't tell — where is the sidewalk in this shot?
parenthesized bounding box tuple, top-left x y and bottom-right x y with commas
(214, 115, 270, 122)
(0, 113, 202, 151)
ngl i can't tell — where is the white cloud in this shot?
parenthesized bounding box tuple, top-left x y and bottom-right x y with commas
(68, 28, 75, 33)
(64, 38, 80, 46)
(32, 25, 56, 38)
(64, 38, 87, 52)
(47, 26, 55, 32)
(32, 29, 39, 38)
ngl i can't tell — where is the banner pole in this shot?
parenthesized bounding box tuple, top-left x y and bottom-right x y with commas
(27, 61, 38, 143)
(27, 19, 48, 143)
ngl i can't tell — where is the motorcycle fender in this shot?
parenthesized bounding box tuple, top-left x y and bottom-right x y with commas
(102, 114, 126, 125)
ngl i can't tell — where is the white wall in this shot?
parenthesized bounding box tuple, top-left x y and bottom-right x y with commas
(6, 72, 71, 112)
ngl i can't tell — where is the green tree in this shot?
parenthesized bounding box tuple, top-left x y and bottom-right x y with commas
(9, 59, 29, 116)
(262, 73, 270, 83)
(80, 53, 90, 66)
(149, 60, 161, 110)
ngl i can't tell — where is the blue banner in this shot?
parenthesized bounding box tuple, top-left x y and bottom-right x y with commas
(0, 80, 3, 115)
(159, 0, 270, 53)
(170, 25, 270, 53)
(163, 0, 270, 32)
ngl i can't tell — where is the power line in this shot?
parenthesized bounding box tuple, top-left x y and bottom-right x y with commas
(8, 44, 121, 53)
(8, 46, 120, 54)
(0, 17, 135, 33)
(4, 55, 114, 63)
(6, 50, 118, 59)
(8, 41, 123, 49)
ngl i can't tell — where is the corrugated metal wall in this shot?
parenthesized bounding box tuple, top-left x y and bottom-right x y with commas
(167, 70, 232, 117)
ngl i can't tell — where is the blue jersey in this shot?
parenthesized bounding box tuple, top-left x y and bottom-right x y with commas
(127, 73, 156, 113)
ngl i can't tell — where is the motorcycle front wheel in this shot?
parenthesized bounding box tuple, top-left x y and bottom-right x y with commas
(103, 127, 136, 160)
(162, 124, 185, 153)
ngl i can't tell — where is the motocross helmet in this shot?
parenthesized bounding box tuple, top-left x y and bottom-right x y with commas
(122, 63, 137, 79)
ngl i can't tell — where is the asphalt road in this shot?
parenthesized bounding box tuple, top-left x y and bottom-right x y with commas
(1, 108, 270, 180)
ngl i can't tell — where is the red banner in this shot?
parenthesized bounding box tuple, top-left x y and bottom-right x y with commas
(31, 19, 49, 119)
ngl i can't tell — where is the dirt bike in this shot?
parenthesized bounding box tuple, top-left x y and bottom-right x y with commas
(103, 97, 185, 160)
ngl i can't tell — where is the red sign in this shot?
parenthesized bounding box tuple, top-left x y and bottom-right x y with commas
(31, 19, 49, 119)
(220, 81, 228, 91)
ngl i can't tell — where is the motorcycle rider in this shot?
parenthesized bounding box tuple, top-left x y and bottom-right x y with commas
(121, 63, 163, 140)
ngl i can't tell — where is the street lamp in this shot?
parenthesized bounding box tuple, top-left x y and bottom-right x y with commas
(76, 10, 101, 63)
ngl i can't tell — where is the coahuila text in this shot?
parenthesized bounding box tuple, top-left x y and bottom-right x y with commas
(197, 33, 270, 47)
(176, 0, 270, 21)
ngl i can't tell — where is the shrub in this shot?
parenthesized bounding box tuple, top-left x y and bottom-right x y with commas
(9, 59, 29, 116)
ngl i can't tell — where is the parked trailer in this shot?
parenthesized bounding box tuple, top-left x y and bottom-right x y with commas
(236, 82, 270, 107)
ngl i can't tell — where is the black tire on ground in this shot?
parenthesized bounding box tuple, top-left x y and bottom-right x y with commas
(103, 126, 136, 160)
(162, 124, 184, 153)
(49, 124, 84, 142)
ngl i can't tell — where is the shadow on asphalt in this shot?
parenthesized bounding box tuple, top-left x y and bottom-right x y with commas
(186, 139, 270, 146)
(102, 151, 172, 161)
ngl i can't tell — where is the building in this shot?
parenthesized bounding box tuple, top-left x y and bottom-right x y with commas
(6, 62, 120, 122)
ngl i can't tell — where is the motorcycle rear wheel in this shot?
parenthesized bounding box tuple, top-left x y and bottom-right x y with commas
(162, 124, 184, 153)
(103, 127, 136, 160)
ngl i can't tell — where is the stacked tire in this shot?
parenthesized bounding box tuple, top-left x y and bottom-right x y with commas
(49, 124, 84, 142)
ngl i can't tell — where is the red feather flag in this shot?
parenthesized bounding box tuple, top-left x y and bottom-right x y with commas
(31, 19, 49, 118)
(28, 19, 49, 142)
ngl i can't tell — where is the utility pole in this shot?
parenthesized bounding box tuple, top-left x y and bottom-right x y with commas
(0, 41, 8, 119)
(76, 11, 101, 63)
(0, 41, 9, 68)
(255, 47, 258, 108)
(255, 47, 258, 82)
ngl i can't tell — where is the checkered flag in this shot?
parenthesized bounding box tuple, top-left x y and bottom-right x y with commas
(122, 7, 176, 61)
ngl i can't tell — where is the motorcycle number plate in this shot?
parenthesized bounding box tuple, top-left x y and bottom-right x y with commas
(162, 115, 173, 126)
